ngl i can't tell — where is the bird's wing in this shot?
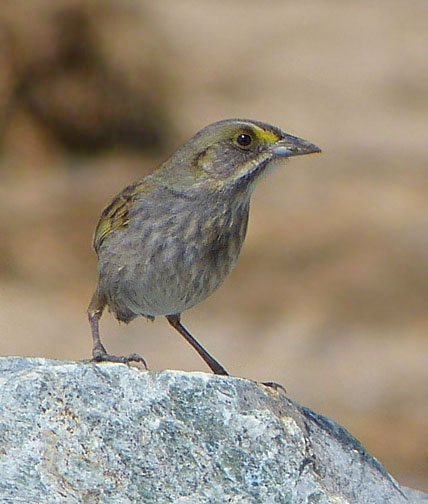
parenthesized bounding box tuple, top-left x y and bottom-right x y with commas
(93, 180, 145, 253)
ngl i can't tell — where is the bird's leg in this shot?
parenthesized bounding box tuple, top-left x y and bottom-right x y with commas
(89, 308, 106, 355)
(166, 314, 229, 376)
(87, 292, 147, 367)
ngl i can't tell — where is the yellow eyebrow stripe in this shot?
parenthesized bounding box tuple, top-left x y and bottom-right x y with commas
(251, 125, 281, 144)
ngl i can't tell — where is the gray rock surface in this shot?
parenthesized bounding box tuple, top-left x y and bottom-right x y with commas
(0, 357, 426, 504)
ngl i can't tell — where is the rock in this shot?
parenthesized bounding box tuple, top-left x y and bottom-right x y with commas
(0, 357, 425, 503)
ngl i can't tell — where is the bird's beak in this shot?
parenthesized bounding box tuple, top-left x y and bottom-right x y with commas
(271, 134, 321, 158)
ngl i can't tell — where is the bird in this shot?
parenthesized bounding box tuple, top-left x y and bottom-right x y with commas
(87, 118, 321, 375)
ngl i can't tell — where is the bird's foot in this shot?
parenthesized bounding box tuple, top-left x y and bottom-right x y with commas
(91, 346, 148, 368)
(261, 381, 287, 394)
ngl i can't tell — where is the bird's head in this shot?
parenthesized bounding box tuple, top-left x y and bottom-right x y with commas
(157, 118, 321, 193)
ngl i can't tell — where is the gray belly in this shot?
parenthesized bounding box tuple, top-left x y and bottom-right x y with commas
(97, 201, 249, 318)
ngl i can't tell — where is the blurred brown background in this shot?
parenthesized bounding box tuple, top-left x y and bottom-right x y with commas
(0, 0, 427, 492)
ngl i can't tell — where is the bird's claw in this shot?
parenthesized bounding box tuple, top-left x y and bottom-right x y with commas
(261, 381, 287, 394)
(91, 351, 148, 368)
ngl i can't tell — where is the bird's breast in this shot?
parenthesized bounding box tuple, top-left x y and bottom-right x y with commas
(99, 192, 250, 317)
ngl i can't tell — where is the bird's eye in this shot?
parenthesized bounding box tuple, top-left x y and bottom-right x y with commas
(236, 133, 252, 147)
